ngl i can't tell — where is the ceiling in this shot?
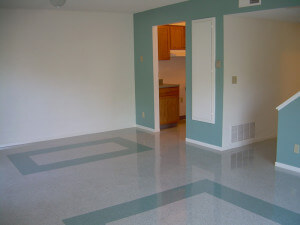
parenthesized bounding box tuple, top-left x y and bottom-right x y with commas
(0, 0, 188, 13)
(233, 7, 300, 23)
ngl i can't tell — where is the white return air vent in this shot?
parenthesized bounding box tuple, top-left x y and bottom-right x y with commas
(231, 122, 255, 143)
(239, 0, 261, 8)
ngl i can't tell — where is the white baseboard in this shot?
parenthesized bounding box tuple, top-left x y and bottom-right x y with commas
(222, 136, 277, 150)
(186, 136, 277, 152)
(275, 162, 300, 174)
(186, 138, 225, 151)
(0, 125, 136, 150)
(136, 125, 158, 133)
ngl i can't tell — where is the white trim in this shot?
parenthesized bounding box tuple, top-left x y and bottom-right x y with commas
(222, 136, 276, 150)
(152, 26, 161, 133)
(136, 125, 157, 133)
(275, 162, 300, 174)
(186, 136, 277, 152)
(276, 91, 300, 111)
(0, 125, 136, 150)
(186, 138, 224, 151)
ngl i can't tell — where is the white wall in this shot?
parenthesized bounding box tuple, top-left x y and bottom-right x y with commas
(0, 9, 135, 147)
(159, 56, 186, 116)
(223, 16, 300, 149)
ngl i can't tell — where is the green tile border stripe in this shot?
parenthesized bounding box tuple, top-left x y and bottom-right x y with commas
(63, 179, 300, 225)
(7, 137, 153, 175)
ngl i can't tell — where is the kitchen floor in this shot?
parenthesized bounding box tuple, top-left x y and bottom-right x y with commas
(0, 122, 299, 225)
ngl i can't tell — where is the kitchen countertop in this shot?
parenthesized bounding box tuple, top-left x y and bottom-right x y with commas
(159, 84, 179, 89)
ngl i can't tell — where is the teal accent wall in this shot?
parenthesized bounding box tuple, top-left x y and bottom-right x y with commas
(277, 98, 300, 168)
(134, 0, 300, 146)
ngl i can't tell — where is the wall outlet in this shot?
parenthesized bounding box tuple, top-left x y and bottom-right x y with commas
(215, 60, 222, 68)
(142, 112, 145, 118)
(294, 144, 299, 154)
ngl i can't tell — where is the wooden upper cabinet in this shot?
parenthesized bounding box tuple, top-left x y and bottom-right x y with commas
(158, 25, 170, 60)
(158, 25, 185, 60)
(169, 25, 185, 50)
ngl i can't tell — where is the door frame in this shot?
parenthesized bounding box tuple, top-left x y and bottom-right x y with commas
(152, 25, 160, 132)
(152, 22, 187, 132)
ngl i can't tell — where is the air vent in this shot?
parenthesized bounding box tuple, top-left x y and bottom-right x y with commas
(231, 122, 255, 143)
(239, 0, 261, 8)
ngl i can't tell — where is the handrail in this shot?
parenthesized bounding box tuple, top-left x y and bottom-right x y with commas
(276, 91, 300, 111)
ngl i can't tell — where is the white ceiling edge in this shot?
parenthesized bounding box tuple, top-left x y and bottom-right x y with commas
(0, 0, 188, 13)
(228, 7, 300, 23)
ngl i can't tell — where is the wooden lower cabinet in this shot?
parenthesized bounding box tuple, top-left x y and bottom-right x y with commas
(159, 86, 179, 125)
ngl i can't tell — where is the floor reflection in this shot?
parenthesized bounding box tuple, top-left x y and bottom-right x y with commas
(1, 120, 299, 225)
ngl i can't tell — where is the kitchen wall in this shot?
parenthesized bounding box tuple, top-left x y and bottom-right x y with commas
(159, 56, 186, 116)
(223, 15, 300, 149)
(0, 9, 135, 147)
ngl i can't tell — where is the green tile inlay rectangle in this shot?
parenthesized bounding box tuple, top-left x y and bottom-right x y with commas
(8, 137, 153, 175)
(63, 179, 300, 225)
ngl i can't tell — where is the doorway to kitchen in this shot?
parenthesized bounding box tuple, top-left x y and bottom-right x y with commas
(152, 22, 186, 134)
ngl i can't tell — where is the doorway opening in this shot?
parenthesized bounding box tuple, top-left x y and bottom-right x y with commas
(152, 22, 186, 136)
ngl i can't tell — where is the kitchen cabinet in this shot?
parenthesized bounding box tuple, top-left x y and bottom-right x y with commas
(158, 25, 185, 60)
(169, 25, 185, 50)
(158, 25, 170, 60)
(159, 86, 179, 125)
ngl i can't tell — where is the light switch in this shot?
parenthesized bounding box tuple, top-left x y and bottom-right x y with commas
(232, 76, 237, 84)
(294, 144, 299, 154)
(140, 56, 143, 62)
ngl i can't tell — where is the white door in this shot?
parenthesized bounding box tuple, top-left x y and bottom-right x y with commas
(192, 17, 216, 124)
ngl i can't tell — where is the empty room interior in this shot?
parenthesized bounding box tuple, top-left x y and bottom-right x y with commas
(0, 0, 299, 225)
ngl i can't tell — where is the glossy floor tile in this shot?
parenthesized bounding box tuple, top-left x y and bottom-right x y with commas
(0, 121, 299, 225)
(63, 179, 300, 225)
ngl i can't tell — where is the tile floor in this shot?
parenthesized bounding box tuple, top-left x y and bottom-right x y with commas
(0, 121, 299, 225)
